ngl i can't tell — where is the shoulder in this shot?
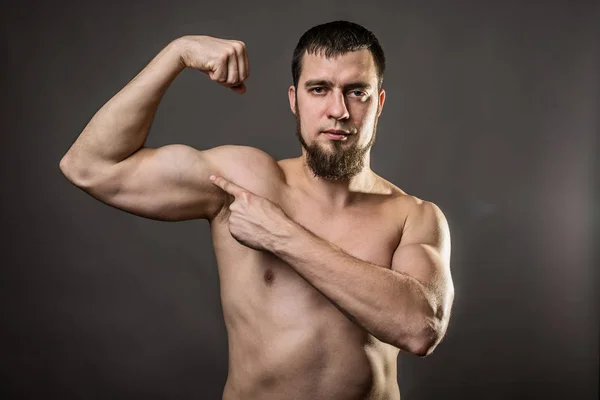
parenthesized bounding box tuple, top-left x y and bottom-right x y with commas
(377, 177, 449, 250)
(401, 197, 450, 260)
(376, 176, 444, 217)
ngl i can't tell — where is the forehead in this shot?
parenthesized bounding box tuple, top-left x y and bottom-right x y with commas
(299, 49, 377, 85)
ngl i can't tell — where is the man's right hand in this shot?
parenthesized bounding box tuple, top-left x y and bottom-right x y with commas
(60, 33, 266, 222)
(177, 35, 250, 94)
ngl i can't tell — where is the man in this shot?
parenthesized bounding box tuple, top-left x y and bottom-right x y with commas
(60, 20, 454, 400)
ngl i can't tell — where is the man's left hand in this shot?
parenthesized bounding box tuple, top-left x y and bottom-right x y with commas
(210, 175, 293, 252)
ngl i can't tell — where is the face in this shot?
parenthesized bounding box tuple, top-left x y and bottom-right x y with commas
(289, 48, 385, 181)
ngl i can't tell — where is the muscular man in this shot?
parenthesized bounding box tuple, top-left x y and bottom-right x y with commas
(59, 21, 454, 400)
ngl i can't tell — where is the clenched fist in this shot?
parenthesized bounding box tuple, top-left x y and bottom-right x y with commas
(176, 35, 250, 94)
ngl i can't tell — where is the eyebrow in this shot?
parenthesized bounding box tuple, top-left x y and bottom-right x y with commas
(304, 79, 372, 91)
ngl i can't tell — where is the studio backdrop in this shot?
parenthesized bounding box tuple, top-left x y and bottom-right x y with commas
(1, 0, 597, 399)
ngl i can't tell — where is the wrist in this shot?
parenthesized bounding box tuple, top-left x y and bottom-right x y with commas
(270, 217, 303, 256)
(165, 37, 190, 71)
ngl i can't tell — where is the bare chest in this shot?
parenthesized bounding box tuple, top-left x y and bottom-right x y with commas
(210, 188, 404, 345)
(210, 184, 404, 295)
(279, 193, 402, 268)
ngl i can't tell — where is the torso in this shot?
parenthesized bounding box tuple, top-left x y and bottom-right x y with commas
(210, 157, 413, 400)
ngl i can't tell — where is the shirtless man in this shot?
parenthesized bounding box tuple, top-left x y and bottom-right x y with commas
(59, 21, 454, 400)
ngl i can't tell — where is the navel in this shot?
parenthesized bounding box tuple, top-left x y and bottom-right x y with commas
(263, 268, 275, 286)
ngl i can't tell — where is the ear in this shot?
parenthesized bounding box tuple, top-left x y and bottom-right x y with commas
(377, 89, 386, 117)
(288, 85, 297, 115)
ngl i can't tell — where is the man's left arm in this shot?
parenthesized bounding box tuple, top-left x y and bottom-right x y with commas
(209, 176, 454, 357)
(271, 199, 454, 357)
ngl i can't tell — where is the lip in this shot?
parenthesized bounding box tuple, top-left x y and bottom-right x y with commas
(322, 130, 352, 141)
(323, 129, 351, 135)
(324, 132, 349, 141)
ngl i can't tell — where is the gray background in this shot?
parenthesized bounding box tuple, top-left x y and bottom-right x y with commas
(1, 0, 598, 399)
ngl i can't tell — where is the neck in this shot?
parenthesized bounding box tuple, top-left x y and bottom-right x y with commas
(297, 150, 376, 208)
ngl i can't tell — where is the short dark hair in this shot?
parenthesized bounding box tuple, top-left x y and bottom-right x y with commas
(292, 20, 386, 90)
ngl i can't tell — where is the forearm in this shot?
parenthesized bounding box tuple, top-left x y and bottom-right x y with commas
(60, 39, 185, 179)
(271, 222, 438, 353)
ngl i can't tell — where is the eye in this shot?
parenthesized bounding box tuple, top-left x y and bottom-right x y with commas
(310, 87, 326, 94)
(349, 90, 366, 97)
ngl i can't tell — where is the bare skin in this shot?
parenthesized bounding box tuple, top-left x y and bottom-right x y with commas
(212, 158, 410, 400)
(59, 35, 454, 400)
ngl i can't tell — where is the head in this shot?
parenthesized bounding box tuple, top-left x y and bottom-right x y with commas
(289, 21, 386, 181)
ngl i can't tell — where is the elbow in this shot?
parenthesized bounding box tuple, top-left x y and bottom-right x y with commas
(408, 325, 439, 358)
(401, 286, 453, 357)
(398, 317, 445, 358)
(59, 155, 102, 189)
(59, 156, 72, 178)
(59, 156, 86, 187)
(59, 156, 78, 184)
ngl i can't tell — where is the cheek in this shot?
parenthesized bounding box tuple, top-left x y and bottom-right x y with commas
(299, 108, 320, 129)
(355, 112, 378, 138)
(364, 102, 380, 121)
(354, 105, 375, 125)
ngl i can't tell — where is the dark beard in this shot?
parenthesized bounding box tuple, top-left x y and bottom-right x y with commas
(295, 105, 377, 181)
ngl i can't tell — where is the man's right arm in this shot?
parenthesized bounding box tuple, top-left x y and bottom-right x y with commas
(59, 36, 261, 221)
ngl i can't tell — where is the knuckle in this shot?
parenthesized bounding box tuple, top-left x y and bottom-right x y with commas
(226, 47, 236, 57)
(218, 53, 229, 64)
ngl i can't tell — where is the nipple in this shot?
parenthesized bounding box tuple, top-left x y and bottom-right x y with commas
(263, 268, 275, 285)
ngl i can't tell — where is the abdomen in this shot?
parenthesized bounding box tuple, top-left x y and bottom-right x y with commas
(211, 223, 400, 400)
(220, 261, 399, 399)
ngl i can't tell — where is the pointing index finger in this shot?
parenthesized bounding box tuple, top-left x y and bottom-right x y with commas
(210, 175, 248, 198)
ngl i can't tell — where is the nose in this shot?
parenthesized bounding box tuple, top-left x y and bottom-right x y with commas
(327, 90, 350, 120)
